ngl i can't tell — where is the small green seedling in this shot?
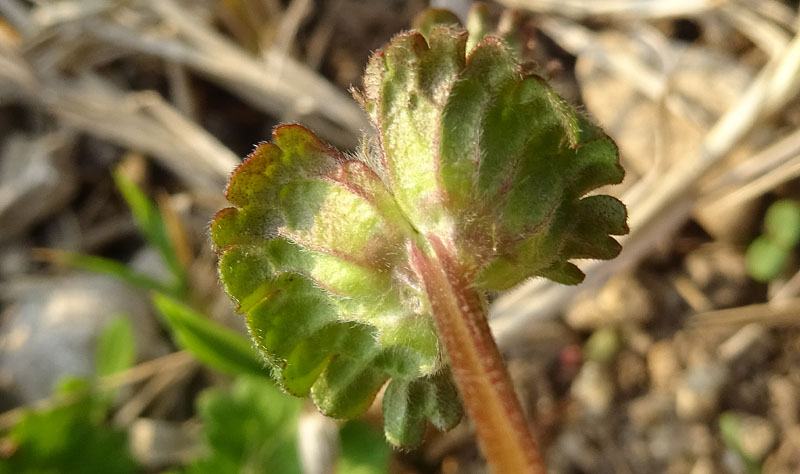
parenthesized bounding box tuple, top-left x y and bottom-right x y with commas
(173, 375, 389, 474)
(719, 412, 764, 474)
(0, 316, 138, 474)
(746, 199, 800, 282)
(38, 168, 188, 301)
(212, 6, 627, 473)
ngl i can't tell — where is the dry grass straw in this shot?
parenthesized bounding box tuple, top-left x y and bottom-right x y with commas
(496, 0, 723, 20)
(0, 0, 366, 198)
(688, 298, 800, 328)
(0, 351, 195, 431)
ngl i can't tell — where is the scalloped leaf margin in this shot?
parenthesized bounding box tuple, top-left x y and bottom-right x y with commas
(213, 19, 627, 447)
(212, 124, 460, 447)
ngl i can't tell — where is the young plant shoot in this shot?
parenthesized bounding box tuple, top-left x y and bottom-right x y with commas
(212, 7, 627, 474)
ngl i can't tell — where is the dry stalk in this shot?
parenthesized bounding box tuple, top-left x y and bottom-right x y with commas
(0, 351, 195, 432)
(495, 0, 723, 20)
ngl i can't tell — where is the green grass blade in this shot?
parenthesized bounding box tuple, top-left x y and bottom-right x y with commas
(338, 420, 391, 474)
(719, 412, 763, 474)
(112, 170, 186, 292)
(95, 315, 137, 378)
(37, 248, 178, 297)
(152, 293, 269, 378)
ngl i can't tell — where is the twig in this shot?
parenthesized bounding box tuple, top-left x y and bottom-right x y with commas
(305, 0, 340, 70)
(0, 0, 33, 35)
(42, 80, 238, 193)
(495, 0, 724, 20)
(708, 156, 800, 210)
(113, 359, 196, 426)
(29, 0, 116, 29)
(688, 298, 800, 327)
(703, 126, 800, 200)
(273, 0, 313, 56)
(165, 61, 196, 120)
(721, 3, 792, 59)
(148, 0, 367, 145)
(770, 269, 800, 303)
(79, 7, 363, 148)
(739, 0, 799, 32)
(0, 351, 194, 432)
(0, 22, 239, 195)
(672, 274, 715, 313)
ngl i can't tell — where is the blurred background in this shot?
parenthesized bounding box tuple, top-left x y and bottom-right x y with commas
(1, 0, 800, 473)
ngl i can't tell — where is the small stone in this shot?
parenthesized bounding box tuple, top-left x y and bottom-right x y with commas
(762, 427, 800, 474)
(768, 376, 798, 428)
(0, 133, 77, 242)
(737, 414, 776, 461)
(689, 457, 715, 474)
(0, 242, 31, 279)
(565, 293, 606, 331)
(721, 447, 748, 474)
(676, 363, 728, 420)
(628, 393, 674, 430)
(565, 274, 653, 330)
(597, 274, 654, 325)
(129, 418, 198, 469)
(684, 244, 751, 308)
(554, 429, 603, 473)
(616, 349, 648, 395)
(687, 423, 714, 457)
(648, 422, 685, 462)
(571, 360, 614, 416)
(0, 273, 169, 402)
(666, 457, 695, 474)
(625, 326, 654, 356)
(718, 323, 771, 367)
(648, 340, 681, 391)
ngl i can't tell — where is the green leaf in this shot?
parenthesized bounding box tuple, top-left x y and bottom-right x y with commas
(0, 387, 137, 474)
(38, 248, 178, 297)
(338, 420, 391, 474)
(212, 125, 452, 445)
(382, 372, 462, 447)
(183, 376, 303, 474)
(764, 199, 800, 249)
(213, 12, 626, 446)
(95, 315, 136, 378)
(152, 293, 269, 378)
(113, 169, 186, 293)
(583, 327, 620, 364)
(719, 412, 763, 474)
(746, 235, 790, 282)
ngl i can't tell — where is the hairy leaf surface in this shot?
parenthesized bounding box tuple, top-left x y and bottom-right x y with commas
(213, 14, 626, 446)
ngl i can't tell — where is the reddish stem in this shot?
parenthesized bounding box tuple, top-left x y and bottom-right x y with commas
(411, 236, 547, 474)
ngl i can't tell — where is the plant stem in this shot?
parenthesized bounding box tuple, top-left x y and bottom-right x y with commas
(411, 236, 547, 474)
